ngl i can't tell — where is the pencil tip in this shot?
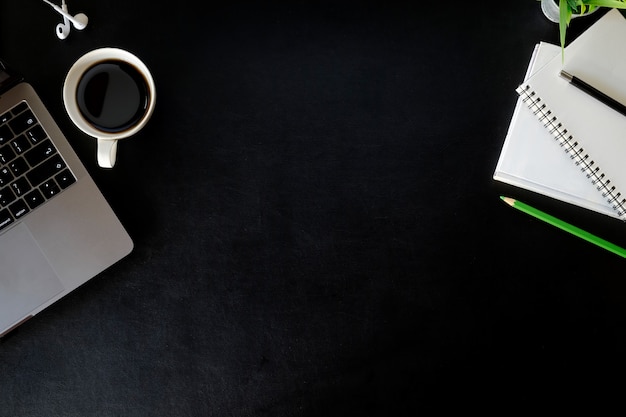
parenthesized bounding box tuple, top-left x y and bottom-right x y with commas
(500, 196, 515, 206)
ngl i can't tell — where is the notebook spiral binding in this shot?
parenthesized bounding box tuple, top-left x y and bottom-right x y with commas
(516, 84, 626, 218)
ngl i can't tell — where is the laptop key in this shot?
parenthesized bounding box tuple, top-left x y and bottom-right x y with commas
(25, 125, 47, 145)
(40, 180, 60, 198)
(26, 154, 66, 187)
(10, 177, 31, 196)
(10, 134, 31, 154)
(0, 167, 12, 187)
(8, 199, 29, 219)
(0, 124, 12, 145)
(24, 189, 45, 210)
(0, 186, 16, 206)
(24, 139, 56, 167)
(0, 208, 13, 232)
(8, 108, 35, 134)
(55, 169, 76, 189)
(0, 110, 11, 124)
(9, 157, 28, 177)
(0, 145, 16, 164)
(10, 102, 28, 116)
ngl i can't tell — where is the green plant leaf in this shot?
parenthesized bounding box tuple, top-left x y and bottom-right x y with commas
(583, 0, 626, 7)
(568, 0, 583, 11)
(560, 0, 573, 58)
(554, 0, 626, 60)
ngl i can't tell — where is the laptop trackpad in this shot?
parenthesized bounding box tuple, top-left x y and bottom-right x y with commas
(0, 223, 65, 332)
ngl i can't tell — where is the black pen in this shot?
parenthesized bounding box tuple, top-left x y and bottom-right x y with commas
(560, 70, 626, 118)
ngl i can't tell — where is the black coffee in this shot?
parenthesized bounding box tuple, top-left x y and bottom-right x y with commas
(76, 60, 150, 133)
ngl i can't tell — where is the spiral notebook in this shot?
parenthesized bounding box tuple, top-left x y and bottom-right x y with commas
(494, 42, 616, 218)
(495, 9, 626, 220)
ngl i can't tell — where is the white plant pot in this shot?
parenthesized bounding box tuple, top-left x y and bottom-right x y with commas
(541, 0, 598, 23)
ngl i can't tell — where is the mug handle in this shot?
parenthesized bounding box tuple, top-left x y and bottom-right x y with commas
(97, 139, 118, 168)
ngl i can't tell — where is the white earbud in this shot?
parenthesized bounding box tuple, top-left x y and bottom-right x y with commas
(55, 0, 71, 40)
(42, 0, 88, 39)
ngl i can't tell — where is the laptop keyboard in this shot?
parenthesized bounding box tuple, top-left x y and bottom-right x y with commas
(0, 101, 76, 233)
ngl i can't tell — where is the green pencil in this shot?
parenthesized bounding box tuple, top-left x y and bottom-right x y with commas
(500, 196, 626, 259)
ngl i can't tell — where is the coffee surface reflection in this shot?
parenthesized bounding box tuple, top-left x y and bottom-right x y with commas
(76, 60, 149, 133)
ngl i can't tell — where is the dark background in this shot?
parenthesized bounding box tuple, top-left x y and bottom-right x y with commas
(2, 1, 626, 415)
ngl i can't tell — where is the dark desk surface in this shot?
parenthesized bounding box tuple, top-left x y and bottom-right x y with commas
(2, 1, 625, 414)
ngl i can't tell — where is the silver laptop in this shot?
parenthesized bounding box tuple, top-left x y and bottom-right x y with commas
(0, 59, 133, 337)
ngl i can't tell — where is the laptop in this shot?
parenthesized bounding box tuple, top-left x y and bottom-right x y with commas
(0, 59, 133, 338)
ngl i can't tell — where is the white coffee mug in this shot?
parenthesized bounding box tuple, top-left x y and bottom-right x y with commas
(63, 47, 156, 168)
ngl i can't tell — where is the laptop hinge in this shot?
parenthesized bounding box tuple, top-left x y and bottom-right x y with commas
(0, 59, 24, 95)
